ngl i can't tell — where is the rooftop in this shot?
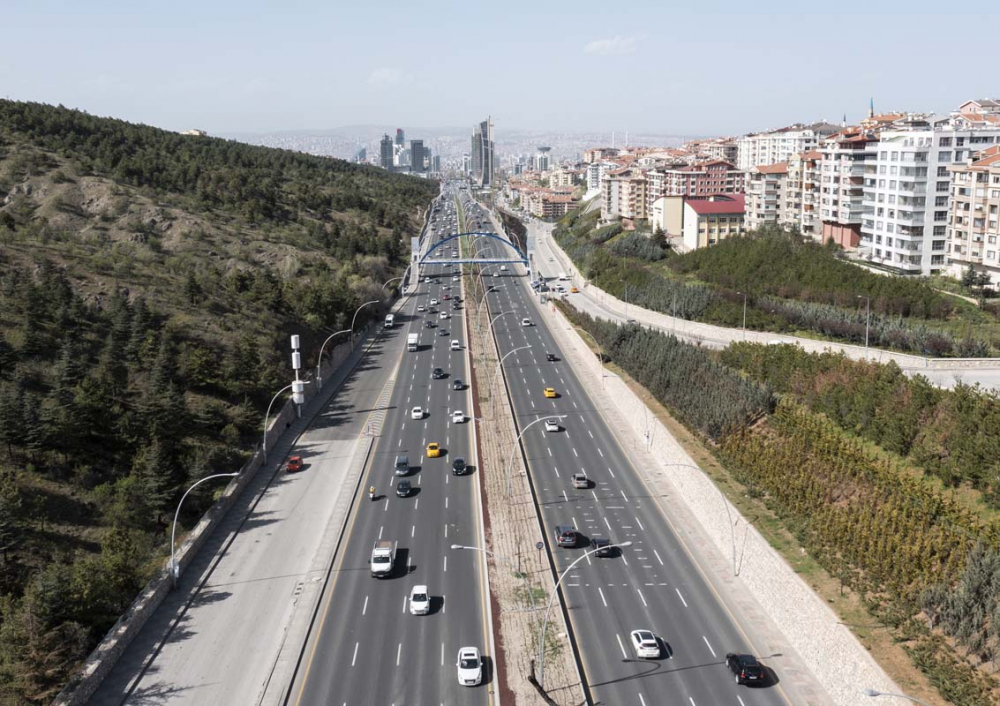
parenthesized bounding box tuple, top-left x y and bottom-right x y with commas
(687, 194, 746, 215)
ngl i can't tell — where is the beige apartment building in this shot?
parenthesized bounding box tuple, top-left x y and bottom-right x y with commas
(745, 162, 789, 231)
(601, 170, 647, 221)
(818, 128, 879, 249)
(947, 146, 1000, 283)
(785, 150, 821, 239)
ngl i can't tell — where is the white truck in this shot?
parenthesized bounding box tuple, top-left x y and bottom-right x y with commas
(407, 333, 419, 352)
(371, 540, 395, 578)
(384, 314, 394, 328)
(558, 272, 568, 281)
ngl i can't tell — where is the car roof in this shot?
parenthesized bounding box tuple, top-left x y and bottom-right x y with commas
(412, 584, 427, 593)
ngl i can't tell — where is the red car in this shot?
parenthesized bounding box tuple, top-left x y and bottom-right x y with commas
(285, 456, 303, 473)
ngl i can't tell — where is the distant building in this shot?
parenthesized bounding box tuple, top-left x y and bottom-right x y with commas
(817, 128, 879, 249)
(785, 150, 822, 239)
(181, 129, 208, 137)
(472, 118, 494, 188)
(410, 140, 426, 172)
(601, 170, 647, 222)
(583, 147, 620, 163)
(534, 147, 551, 172)
(683, 195, 748, 250)
(947, 145, 1000, 284)
(379, 134, 394, 170)
(432, 155, 441, 172)
(355, 145, 367, 164)
(462, 153, 472, 175)
(736, 122, 841, 170)
(395, 128, 405, 147)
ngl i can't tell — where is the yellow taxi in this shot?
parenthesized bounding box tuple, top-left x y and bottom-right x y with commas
(426, 442, 442, 458)
(543, 387, 557, 398)
(570, 286, 579, 293)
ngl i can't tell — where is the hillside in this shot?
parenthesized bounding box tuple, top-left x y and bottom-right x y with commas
(0, 100, 437, 703)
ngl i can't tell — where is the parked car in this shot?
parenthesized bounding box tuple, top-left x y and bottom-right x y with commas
(726, 653, 764, 685)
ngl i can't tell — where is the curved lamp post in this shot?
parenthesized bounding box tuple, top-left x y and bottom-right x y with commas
(862, 689, 932, 706)
(490, 345, 532, 415)
(263, 382, 295, 460)
(537, 541, 633, 687)
(482, 310, 517, 360)
(170, 473, 239, 587)
(450, 544, 537, 613)
(663, 462, 738, 576)
(315, 329, 351, 386)
(504, 414, 567, 496)
(350, 300, 381, 349)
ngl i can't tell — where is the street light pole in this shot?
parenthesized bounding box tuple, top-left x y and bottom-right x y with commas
(857, 295, 871, 353)
(490, 345, 532, 416)
(263, 382, 295, 460)
(349, 300, 381, 350)
(537, 541, 633, 688)
(504, 415, 568, 496)
(315, 328, 351, 386)
(450, 544, 537, 613)
(170, 473, 239, 587)
(663, 462, 739, 576)
(737, 290, 747, 340)
(482, 310, 516, 360)
(862, 688, 933, 706)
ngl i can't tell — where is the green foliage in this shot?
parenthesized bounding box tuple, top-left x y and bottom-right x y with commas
(559, 305, 773, 440)
(606, 231, 664, 261)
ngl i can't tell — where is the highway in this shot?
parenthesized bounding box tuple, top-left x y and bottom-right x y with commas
(289, 187, 494, 705)
(476, 209, 795, 705)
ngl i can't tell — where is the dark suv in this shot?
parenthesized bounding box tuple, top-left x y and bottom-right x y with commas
(452, 457, 467, 475)
(555, 525, 578, 548)
(432, 367, 445, 379)
(590, 537, 614, 557)
(545, 353, 558, 362)
(725, 653, 764, 685)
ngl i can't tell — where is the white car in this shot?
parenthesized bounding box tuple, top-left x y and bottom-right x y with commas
(456, 646, 482, 686)
(630, 629, 661, 659)
(439, 311, 449, 319)
(417, 305, 425, 312)
(409, 586, 430, 615)
(521, 318, 532, 327)
(430, 299, 438, 306)
(452, 410, 465, 424)
(572, 473, 590, 489)
(451, 340, 461, 351)
(544, 418, 560, 433)
(452, 276, 459, 282)
(411, 407, 423, 420)
(492, 272, 500, 277)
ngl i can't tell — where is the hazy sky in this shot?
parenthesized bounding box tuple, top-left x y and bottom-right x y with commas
(2, 1, 996, 136)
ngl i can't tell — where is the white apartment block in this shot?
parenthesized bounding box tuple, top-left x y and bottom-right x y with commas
(785, 150, 822, 239)
(745, 162, 788, 231)
(861, 115, 1000, 275)
(736, 121, 841, 170)
(818, 129, 879, 250)
(946, 147, 1000, 284)
(587, 161, 614, 194)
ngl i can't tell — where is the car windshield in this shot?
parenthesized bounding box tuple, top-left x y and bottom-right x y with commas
(412, 592, 427, 602)
(460, 657, 478, 669)
(373, 556, 389, 565)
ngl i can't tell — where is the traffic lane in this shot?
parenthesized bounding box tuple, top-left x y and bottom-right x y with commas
(496, 281, 788, 704)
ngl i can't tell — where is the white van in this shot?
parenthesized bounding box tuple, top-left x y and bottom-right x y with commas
(500, 265, 508, 272)
(384, 314, 395, 328)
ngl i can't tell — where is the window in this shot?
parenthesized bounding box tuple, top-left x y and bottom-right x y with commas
(988, 251, 997, 261)
(939, 151, 952, 162)
(890, 181, 897, 189)
(938, 167, 949, 177)
(937, 182, 950, 192)
(891, 151, 899, 160)
(939, 137, 952, 147)
(935, 196, 948, 207)
(932, 240, 945, 250)
(879, 179, 886, 188)
(935, 211, 948, 221)
(990, 236, 998, 245)
(879, 165, 887, 175)
(887, 224, 895, 234)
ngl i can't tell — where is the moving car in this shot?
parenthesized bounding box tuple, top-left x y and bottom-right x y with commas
(284, 456, 303, 473)
(452, 276, 459, 282)
(432, 367, 445, 379)
(521, 318, 532, 327)
(426, 442, 442, 458)
(425, 320, 435, 329)
(452, 458, 467, 475)
(591, 537, 614, 557)
(544, 418, 560, 433)
(394, 455, 409, 475)
(410, 407, 423, 420)
(543, 387, 557, 398)
(570, 286, 579, 293)
(630, 630, 661, 659)
(572, 473, 590, 489)
(555, 525, 578, 547)
(409, 585, 430, 615)
(452, 378, 464, 390)
(451, 340, 461, 351)
(456, 646, 482, 686)
(439, 311, 449, 319)
(439, 328, 449, 336)
(545, 353, 558, 362)
(726, 653, 764, 685)
(430, 299, 438, 306)
(417, 305, 425, 312)
(396, 479, 412, 497)
(452, 410, 465, 424)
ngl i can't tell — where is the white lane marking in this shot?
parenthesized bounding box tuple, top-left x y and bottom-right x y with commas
(444, 523, 448, 537)
(445, 497, 449, 509)
(637, 588, 647, 607)
(621, 551, 629, 566)
(635, 516, 645, 531)
(615, 633, 628, 659)
(402, 595, 407, 613)
(414, 498, 419, 509)
(411, 524, 416, 538)
(383, 498, 389, 512)
(379, 526, 384, 540)
(598, 448, 604, 458)
(639, 696, 647, 706)
(362, 596, 369, 615)
(547, 447, 552, 457)
(737, 697, 746, 706)
(608, 466, 616, 478)
(573, 400, 578, 408)
(572, 448, 578, 457)
(620, 489, 627, 501)
(397, 642, 403, 666)
(702, 635, 716, 657)
(553, 466, 560, 478)
(689, 699, 697, 706)
(604, 517, 612, 530)
(598, 586, 607, 607)
(653, 549, 664, 566)
(588, 430, 594, 439)
(441, 643, 444, 666)
(676, 588, 688, 607)
(351, 641, 359, 666)
(443, 555, 448, 572)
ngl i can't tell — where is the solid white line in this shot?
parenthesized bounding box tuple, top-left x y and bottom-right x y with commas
(616, 633, 628, 659)
(441, 643, 445, 666)
(637, 588, 647, 607)
(702, 635, 716, 657)
(397, 642, 403, 666)
(635, 516, 645, 531)
(362, 596, 369, 615)
(411, 524, 416, 538)
(598, 586, 607, 607)
(608, 466, 615, 478)
(351, 641, 359, 667)
(653, 549, 664, 565)
(639, 696, 647, 706)
(588, 430, 594, 439)
(402, 595, 407, 613)
(443, 555, 447, 572)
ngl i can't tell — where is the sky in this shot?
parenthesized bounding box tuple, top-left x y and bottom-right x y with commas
(2, 0, 997, 137)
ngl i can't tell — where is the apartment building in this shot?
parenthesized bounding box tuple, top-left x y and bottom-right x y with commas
(861, 113, 1000, 275)
(947, 146, 1000, 284)
(548, 167, 580, 188)
(587, 161, 616, 194)
(736, 122, 841, 170)
(584, 147, 621, 163)
(601, 169, 647, 221)
(745, 162, 788, 231)
(818, 128, 880, 249)
(784, 150, 821, 239)
(682, 195, 748, 251)
(644, 160, 744, 214)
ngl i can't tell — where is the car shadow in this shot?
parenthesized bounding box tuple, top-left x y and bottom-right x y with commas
(395, 548, 414, 577)
(429, 595, 445, 615)
(399, 486, 421, 499)
(760, 665, 781, 687)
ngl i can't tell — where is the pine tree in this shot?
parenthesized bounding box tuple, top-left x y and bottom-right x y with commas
(132, 436, 178, 524)
(184, 270, 202, 306)
(0, 470, 22, 564)
(0, 332, 15, 380)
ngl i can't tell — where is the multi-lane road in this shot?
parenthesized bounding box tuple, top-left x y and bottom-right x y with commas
(289, 188, 495, 705)
(475, 206, 797, 705)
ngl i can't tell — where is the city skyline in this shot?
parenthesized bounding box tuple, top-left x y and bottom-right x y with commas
(2, 2, 995, 136)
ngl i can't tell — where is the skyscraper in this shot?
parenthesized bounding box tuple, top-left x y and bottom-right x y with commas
(395, 128, 405, 147)
(471, 117, 494, 188)
(379, 134, 394, 170)
(410, 140, 426, 172)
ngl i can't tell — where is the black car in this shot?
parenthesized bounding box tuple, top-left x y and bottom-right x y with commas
(396, 479, 412, 497)
(452, 458, 467, 475)
(545, 353, 558, 362)
(432, 367, 445, 380)
(425, 320, 435, 328)
(726, 653, 764, 685)
(452, 378, 463, 390)
(439, 328, 449, 336)
(590, 537, 614, 557)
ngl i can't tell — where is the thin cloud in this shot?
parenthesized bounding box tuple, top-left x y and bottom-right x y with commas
(367, 68, 410, 86)
(584, 35, 641, 56)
